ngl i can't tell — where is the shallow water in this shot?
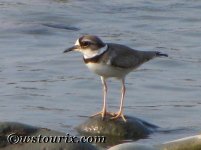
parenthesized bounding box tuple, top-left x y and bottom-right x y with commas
(0, 0, 201, 148)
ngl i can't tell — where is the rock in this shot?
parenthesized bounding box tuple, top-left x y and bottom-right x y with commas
(76, 114, 158, 145)
(0, 122, 39, 148)
(107, 134, 201, 150)
(0, 122, 98, 150)
(108, 142, 158, 150)
(159, 134, 201, 150)
(110, 134, 201, 150)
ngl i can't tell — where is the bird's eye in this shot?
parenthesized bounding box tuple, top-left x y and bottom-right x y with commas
(82, 41, 90, 47)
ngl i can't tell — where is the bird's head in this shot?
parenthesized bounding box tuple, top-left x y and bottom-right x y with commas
(64, 35, 107, 59)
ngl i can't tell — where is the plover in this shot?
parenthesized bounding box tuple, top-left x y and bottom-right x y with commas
(64, 35, 168, 122)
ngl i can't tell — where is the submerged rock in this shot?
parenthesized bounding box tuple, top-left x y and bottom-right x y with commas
(0, 122, 97, 150)
(108, 143, 158, 150)
(159, 134, 201, 150)
(108, 134, 201, 150)
(107, 134, 201, 150)
(76, 114, 158, 145)
(42, 23, 80, 31)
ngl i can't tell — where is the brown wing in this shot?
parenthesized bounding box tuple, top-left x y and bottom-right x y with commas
(108, 43, 159, 69)
(107, 43, 142, 69)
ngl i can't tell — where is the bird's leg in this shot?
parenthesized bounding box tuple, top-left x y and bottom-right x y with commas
(101, 76, 107, 118)
(111, 78, 127, 122)
(91, 77, 115, 119)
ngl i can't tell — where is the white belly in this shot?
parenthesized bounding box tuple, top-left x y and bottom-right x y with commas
(86, 62, 132, 79)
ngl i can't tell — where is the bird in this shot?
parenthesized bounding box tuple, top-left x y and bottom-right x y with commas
(64, 35, 168, 122)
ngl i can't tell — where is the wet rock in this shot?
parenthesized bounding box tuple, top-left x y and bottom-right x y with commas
(159, 134, 201, 150)
(0, 122, 38, 148)
(108, 143, 157, 150)
(76, 114, 158, 145)
(0, 122, 98, 150)
(107, 134, 201, 150)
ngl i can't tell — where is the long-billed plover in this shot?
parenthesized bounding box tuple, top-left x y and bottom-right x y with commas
(64, 35, 168, 122)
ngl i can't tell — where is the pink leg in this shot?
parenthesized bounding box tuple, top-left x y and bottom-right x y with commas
(111, 78, 127, 122)
(91, 77, 115, 119)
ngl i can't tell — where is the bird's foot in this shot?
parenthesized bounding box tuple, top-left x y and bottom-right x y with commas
(91, 111, 105, 118)
(110, 112, 127, 122)
(91, 111, 115, 120)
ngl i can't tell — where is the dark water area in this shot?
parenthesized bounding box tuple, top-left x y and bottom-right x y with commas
(0, 0, 201, 147)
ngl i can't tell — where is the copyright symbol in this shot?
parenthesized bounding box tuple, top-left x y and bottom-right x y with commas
(7, 133, 20, 144)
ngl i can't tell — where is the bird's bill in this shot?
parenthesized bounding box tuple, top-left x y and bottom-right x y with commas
(63, 45, 80, 53)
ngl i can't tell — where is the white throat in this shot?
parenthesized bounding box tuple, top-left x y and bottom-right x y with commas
(83, 44, 108, 59)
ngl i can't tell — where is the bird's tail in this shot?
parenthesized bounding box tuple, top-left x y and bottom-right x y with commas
(140, 51, 168, 64)
(155, 51, 168, 57)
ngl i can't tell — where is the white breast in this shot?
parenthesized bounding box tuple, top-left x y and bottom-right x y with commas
(86, 62, 132, 79)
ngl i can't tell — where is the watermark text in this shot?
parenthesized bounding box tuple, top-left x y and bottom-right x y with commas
(7, 133, 106, 144)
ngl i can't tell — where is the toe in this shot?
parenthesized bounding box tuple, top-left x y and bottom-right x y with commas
(91, 111, 102, 117)
(110, 113, 127, 122)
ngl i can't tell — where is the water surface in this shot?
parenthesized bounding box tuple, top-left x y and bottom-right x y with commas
(0, 0, 201, 147)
